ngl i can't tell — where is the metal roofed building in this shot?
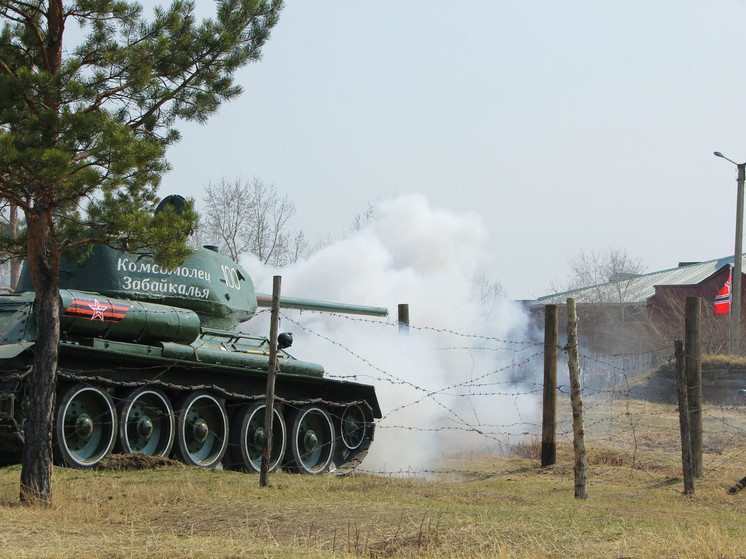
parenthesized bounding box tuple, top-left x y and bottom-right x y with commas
(534, 255, 740, 307)
(532, 255, 744, 355)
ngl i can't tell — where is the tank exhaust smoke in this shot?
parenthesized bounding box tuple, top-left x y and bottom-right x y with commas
(242, 194, 541, 474)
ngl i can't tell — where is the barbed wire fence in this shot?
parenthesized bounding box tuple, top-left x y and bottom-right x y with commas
(6, 297, 744, 481)
(274, 305, 746, 478)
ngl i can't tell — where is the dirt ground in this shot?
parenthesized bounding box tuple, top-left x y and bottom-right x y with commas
(98, 453, 184, 471)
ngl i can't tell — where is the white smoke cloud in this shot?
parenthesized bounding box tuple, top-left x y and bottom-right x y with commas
(241, 193, 541, 473)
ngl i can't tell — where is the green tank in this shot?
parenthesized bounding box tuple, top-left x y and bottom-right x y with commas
(0, 242, 387, 474)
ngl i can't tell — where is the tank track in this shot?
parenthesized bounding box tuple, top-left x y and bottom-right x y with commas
(0, 415, 23, 466)
(0, 367, 374, 474)
(0, 369, 26, 466)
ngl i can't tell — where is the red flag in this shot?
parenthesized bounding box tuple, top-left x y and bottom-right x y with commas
(715, 268, 732, 314)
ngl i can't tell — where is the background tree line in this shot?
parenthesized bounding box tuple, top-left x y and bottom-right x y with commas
(0, 175, 307, 291)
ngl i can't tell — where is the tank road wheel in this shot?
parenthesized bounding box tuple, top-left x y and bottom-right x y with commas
(118, 388, 175, 457)
(54, 384, 117, 468)
(339, 404, 368, 451)
(229, 403, 286, 473)
(289, 406, 335, 474)
(333, 403, 374, 472)
(175, 391, 228, 467)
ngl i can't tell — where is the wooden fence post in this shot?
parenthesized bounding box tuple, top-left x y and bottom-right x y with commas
(675, 339, 695, 494)
(398, 303, 410, 335)
(260, 275, 281, 487)
(567, 298, 587, 499)
(541, 304, 558, 467)
(685, 296, 703, 478)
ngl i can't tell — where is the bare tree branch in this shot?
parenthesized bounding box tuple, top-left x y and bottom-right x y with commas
(201, 177, 306, 266)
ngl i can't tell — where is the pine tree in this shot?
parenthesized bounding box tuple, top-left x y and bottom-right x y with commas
(0, 0, 283, 505)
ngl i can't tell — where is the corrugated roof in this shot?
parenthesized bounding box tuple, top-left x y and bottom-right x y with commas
(533, 255, 744, 306)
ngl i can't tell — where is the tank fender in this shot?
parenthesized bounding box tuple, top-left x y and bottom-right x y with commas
(0, 341, 34, 359)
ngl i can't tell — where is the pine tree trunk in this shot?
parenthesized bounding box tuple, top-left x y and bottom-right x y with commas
(8, 204, 20, 290)
(19, 213, 60, 506)
(20, 283, 59, 504)
(18, 0, 65, 505)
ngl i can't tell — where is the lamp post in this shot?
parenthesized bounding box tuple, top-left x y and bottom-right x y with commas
(714, 151, 744, 355)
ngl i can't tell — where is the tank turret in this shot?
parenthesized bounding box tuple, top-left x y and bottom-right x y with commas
(16, 243, 387, 329)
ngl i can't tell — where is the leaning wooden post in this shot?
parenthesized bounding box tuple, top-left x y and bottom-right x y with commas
(541, 304, 558, 467)
(675, 339, 695, 494)
(566, 298, 587, 499)
(398, 303, 410, 335)
(684, 296, 703, 478)
(260, 275, 282, 487)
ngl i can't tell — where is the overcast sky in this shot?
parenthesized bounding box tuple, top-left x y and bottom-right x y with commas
(154, 1, 746, 300)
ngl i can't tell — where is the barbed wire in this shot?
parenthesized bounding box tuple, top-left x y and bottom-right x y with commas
(278, 311, 433, 393)
(380, 352, 543, 420)
(2, 308, 744, 480)
(406, 322, 541, 347)
(273, 307, 544, 348)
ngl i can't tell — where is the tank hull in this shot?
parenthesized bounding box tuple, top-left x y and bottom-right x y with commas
(0, 290, 380, 474)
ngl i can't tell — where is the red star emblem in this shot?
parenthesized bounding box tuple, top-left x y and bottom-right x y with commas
(88, 299, 108, 322)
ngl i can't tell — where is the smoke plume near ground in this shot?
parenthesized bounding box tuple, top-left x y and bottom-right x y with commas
(242, 194, 542, 473)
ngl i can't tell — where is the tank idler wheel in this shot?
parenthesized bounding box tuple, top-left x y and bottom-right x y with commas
(289, 405, 335, 474)
(229, 403, 286, 473)
(54, 383, 117, 468)
(175, 391, 228, 468)
(118, 387, 175, 457)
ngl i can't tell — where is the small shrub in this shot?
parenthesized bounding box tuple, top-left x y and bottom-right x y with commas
(509, 438, 541, 459)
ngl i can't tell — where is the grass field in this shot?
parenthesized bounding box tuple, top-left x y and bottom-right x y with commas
(1, 398, 745, 558)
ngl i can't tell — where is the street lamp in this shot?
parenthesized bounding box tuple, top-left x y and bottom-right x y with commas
(714, 151, 744, 355)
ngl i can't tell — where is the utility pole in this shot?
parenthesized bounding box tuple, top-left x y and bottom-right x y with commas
(734, 163, 744, 355)
(714, 152, 744, 354)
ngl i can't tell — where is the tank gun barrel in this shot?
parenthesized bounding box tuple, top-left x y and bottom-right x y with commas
(255, 294, 388, 317)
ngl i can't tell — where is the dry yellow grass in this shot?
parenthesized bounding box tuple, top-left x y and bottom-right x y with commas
(0, 397, 744, 558)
